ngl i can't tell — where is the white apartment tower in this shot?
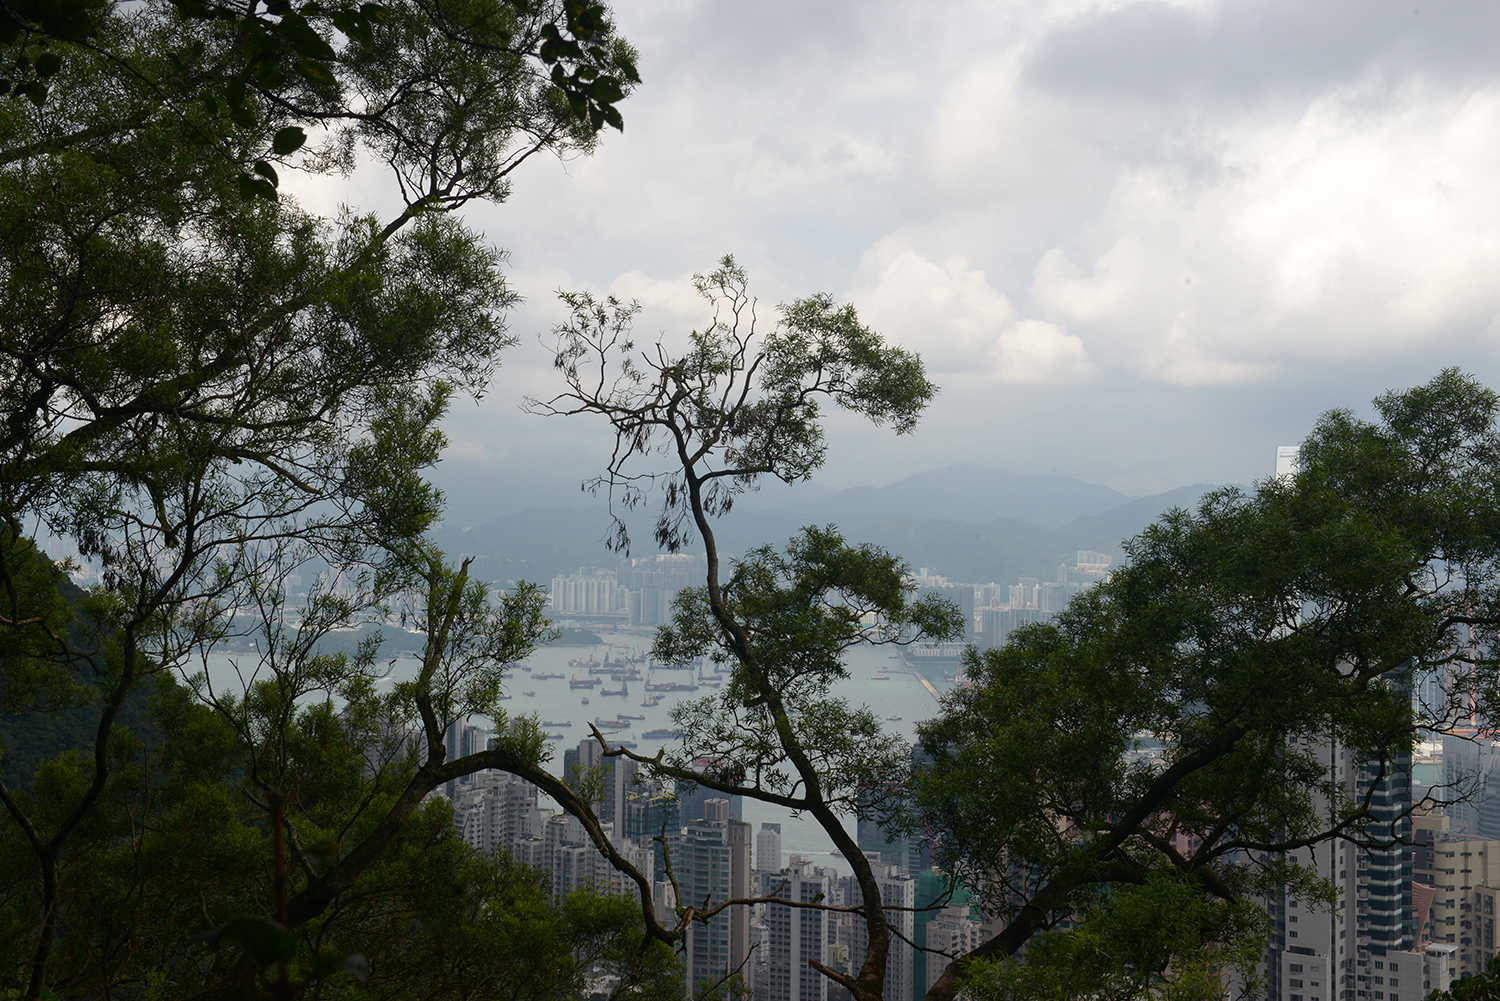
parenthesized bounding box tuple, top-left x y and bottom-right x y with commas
(846, 861, 914, 1001)
(757, 822, 783, 874)
(681, 799, 753, 994)
(759, 860, 830, 1001)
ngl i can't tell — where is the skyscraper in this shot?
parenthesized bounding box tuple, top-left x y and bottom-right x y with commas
(681, 799, 752, 991)
(846, 861, 914, 1001)
(1247, 447, 1427, 1001)
(760, 860, 830, 1001)
(757, 822, 782, 874)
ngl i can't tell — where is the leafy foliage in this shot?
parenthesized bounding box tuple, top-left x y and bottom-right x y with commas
(0, 670, 681, 1000)
(539, 257, 955, 1001)
(915, 369, 1500, 1000)
(0, 0, 641, 993)
(534, 254, 935, 555)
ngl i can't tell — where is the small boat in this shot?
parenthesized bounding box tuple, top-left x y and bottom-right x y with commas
(546, 732, 565, 740)
(619, 713, 645, 720)
(523, 690, 536, 697)
(886, 716, 902, 722)
(643, 728, 682, 739)
(871, 675, 891, 681)
(581, 697, 589, 705)
(542, 720, 572, 727)
(533, 672, 564, 681)
(594, 717, 632, 729)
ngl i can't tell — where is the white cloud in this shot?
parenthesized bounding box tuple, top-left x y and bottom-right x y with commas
(1027, 81, 1500, 384)
(849, 237, 1092, 383)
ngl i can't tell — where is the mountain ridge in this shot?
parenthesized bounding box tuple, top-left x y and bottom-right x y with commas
(430, 466, 1221, 587)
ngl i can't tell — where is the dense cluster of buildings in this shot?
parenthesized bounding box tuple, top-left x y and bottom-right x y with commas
(441, 723, 984, 1000)
(509, 446, 1500, 1000)
(551, 554, 707, 626)
(551, 552, 1115, 650)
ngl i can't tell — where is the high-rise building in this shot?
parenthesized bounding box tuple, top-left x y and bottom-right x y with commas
(550, 566, 627, 615)
(563, 737, 640, 830)
(681, 799, 752, 991)
(443, 719, 487, 798)
(622, 777, 682, 879)
(677, 766, 745, 824)
(457, 772, 546, 855)
(1247, 738, 1426, 1001)
(1440, 732, 1500, 841)
(1412, 811, 1497, 986)
(759, 860, 830, 1001)
(846, 861, 914, 1001)
(919, 904, 984, 998)
(1247, 446, 1432, 1001)
(979, 607, 1047, 651)
(757, 823, 783, 874)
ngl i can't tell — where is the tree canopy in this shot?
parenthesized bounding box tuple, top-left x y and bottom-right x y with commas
(0, 0, 651, 996)
(914, 369, 1500, 1000)
(535, 256, 962, 1001)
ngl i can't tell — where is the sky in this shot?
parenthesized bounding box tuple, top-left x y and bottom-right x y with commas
(326, 0, 1500, 528)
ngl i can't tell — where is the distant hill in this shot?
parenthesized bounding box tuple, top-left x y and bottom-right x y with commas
(754, 464, 1132, 531)
(431, 465, 1222, 588)
(851, 484, 1216, 584)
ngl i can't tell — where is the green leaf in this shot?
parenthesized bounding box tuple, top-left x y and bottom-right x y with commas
(330, 10, 373, 49)
(277, 13, 337, 61)
(293, 59, 337, 87)
(271, 125, 306, 156)
(214, 916, 297, 964)
(225, 77, 247, 108)
(591, 76, 623, 104)
(20, 82, 48, 107)
(199, 91, 218, 116)
(237, 174, 277, 202)
(251, 59, 286, 89)
(242, 26, 280, 62)
(229, 102, 257, 129)
(252, 160, 279, 187)
(33, 53, 62, 78)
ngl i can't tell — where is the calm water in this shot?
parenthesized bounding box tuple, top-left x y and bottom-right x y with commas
(186, 626, 956, 874)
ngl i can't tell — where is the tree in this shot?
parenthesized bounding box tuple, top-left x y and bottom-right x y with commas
(0, 614, 685, 1000)
(0, 0, 642, 995)
(913, 369, 1500, 1000)
(532, 255, 963, 1001)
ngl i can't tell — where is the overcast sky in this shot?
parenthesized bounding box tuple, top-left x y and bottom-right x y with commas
(360, 0, 1500, 527)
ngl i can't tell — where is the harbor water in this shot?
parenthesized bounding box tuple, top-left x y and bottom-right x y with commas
(186, 627, 958, 874)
